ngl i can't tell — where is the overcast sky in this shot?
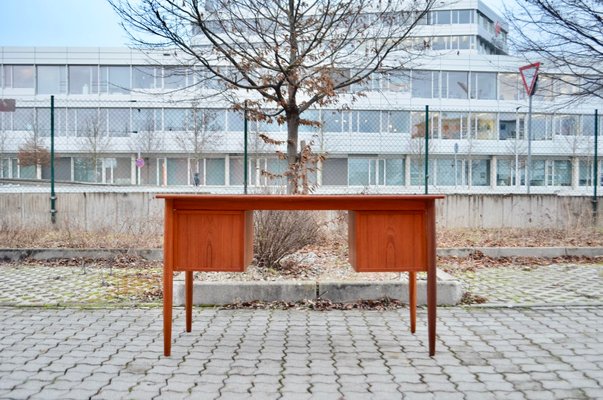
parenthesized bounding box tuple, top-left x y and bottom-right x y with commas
(0, 0, 507, 47)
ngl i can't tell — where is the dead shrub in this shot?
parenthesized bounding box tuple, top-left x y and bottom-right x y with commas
(254, 210, 322, 270)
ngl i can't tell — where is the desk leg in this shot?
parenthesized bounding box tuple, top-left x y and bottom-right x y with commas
(427, 268, 436, 357)
(185, 271, 193, 332)
(163, 267, 173, 357)
(409, 271, 416, 334)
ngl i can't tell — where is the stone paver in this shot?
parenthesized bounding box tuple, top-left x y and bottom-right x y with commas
(1, 262, 602, 307)
(0, 305, 601, 399)
(453, 264, 603, 305)
(0, 265, 161, 306)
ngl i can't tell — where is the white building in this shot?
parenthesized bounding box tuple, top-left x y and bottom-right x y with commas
(0, 0, 599, 193)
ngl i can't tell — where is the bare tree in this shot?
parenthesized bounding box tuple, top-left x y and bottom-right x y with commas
(0, 127, 8, 178)
(130, 113, 164, 184)
(174, 104, 223, 184)
(506, 0, 603, 99)
(78, 114, 112, 183)
(108, 0, 435, 191)
(17, 118, 49, 180)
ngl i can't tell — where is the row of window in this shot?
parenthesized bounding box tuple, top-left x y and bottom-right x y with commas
(2, 63, 583, 101)
(1, 155, 596, 189)
(1, 107, 598, 140)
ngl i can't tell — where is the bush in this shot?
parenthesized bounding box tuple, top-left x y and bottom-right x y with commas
(254, 210, 322, 269)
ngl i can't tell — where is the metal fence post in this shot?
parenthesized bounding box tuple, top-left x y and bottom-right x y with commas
(244, 102, 248, 195)
(50, 95, 57, 225)
(594, 109, 599, 225)
(424, 105, 429, 194)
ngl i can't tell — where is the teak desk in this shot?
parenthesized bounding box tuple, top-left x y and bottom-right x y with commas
(157, 194, 444, 357)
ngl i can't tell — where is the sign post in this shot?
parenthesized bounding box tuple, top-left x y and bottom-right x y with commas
(519, 62, 540, 194)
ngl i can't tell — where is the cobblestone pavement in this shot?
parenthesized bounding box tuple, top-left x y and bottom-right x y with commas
(0, 265, 162, 306)
(453, 264, 603, 305)
(0, 306, 601, 400)
(0, 263, 602, 306)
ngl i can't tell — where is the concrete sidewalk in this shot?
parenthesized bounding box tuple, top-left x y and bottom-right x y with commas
(0, 306, 601, 400)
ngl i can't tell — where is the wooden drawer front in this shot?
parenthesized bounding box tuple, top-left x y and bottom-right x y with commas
(349, 210, 427, 272)
(173, 210, 252, 271)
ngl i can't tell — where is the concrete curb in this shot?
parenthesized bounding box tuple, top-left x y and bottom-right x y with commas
(172, 269, 465, 306)
(438, 247, 603, 258)
(2, 247, 602, 262)
(0, 248, 163, 262)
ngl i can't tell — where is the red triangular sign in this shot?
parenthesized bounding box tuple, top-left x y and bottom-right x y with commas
(519, 62, 541, 96)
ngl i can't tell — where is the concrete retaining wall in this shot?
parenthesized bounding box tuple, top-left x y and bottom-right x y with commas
(0, 192, 599, 231)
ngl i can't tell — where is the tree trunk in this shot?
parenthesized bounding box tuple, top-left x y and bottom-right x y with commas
(286, 111, 300, 194)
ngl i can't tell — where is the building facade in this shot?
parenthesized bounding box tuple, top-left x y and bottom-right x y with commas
(0, 0, 600, 193)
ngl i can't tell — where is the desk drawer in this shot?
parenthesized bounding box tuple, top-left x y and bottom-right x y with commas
(172, 210, 253, 272)
(349, 210, 428, 272)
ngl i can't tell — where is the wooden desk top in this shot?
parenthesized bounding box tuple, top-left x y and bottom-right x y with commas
(156, 194, 445, 211)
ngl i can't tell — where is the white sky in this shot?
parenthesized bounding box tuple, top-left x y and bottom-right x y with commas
(0, 0, 509, 47)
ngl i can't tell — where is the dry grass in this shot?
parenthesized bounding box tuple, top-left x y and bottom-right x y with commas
(437, 227, 603, 248)
(1, 225, 602, 250)
(0, 226, 162, 249)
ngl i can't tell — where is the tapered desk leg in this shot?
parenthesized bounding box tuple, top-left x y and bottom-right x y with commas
(163, 267, 173, 356)
(185, 271, 193, 332)
(427, 268, 436, 356)
(409, 271, 416, 334)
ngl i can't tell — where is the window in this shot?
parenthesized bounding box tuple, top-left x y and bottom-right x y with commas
(459, 36, 472, 49)
(37, 66, 67, 94)
(471, 159, 490, 186)
(384, 159, 404, 185)
(499, 73, 519, 100)
(323, 110, 345, 133)
(470, 72, 496, 99)
(411, 111, 439, 138)
(533, 75, 555, 101)
(299, 110, 320, 132)
(133, 108, 161, 132)
(347, 157, 404, 186)
(499, 113, 524, 140)
(436, 158, 462, 186)
(548, 160, 571, 186)
(412, 70, 439, 98)
(440, 112, 469, 139)
(101, 66, 130, 94)
(497, 159, 524, 186)
(70, 108, 105, 137)
(410, 159, 435, 185)
(384, 111, 410, 133)
(581, 113, 596, 136)
(456, 10, 473, 24)
(442, 71, 469, 99)
(226, 110, 244, 132)
(322, 158, 347, 185)
(387, 71, 410, 92)
(164, 66, 189, 89)
(473, 113, 496, 139)
(352, 111, 380, 133)
(193, 109, 225, 132)
(133, 66, 160, 89)
(530, 160, 546, 186)
(13, 108, 34, 131)
(206, 158, 225, 185)
(69, 66, 99, 94)
(348, 158, 376, 186)
(164, 109, 187, 131)
(2, 65, 35, 88)
(531, 114, 553, 140)
(431, 36, 447, 50)
(107, 108, 131, 136)
(579, 159, 594, 186)
(554, 115, 579, 136)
